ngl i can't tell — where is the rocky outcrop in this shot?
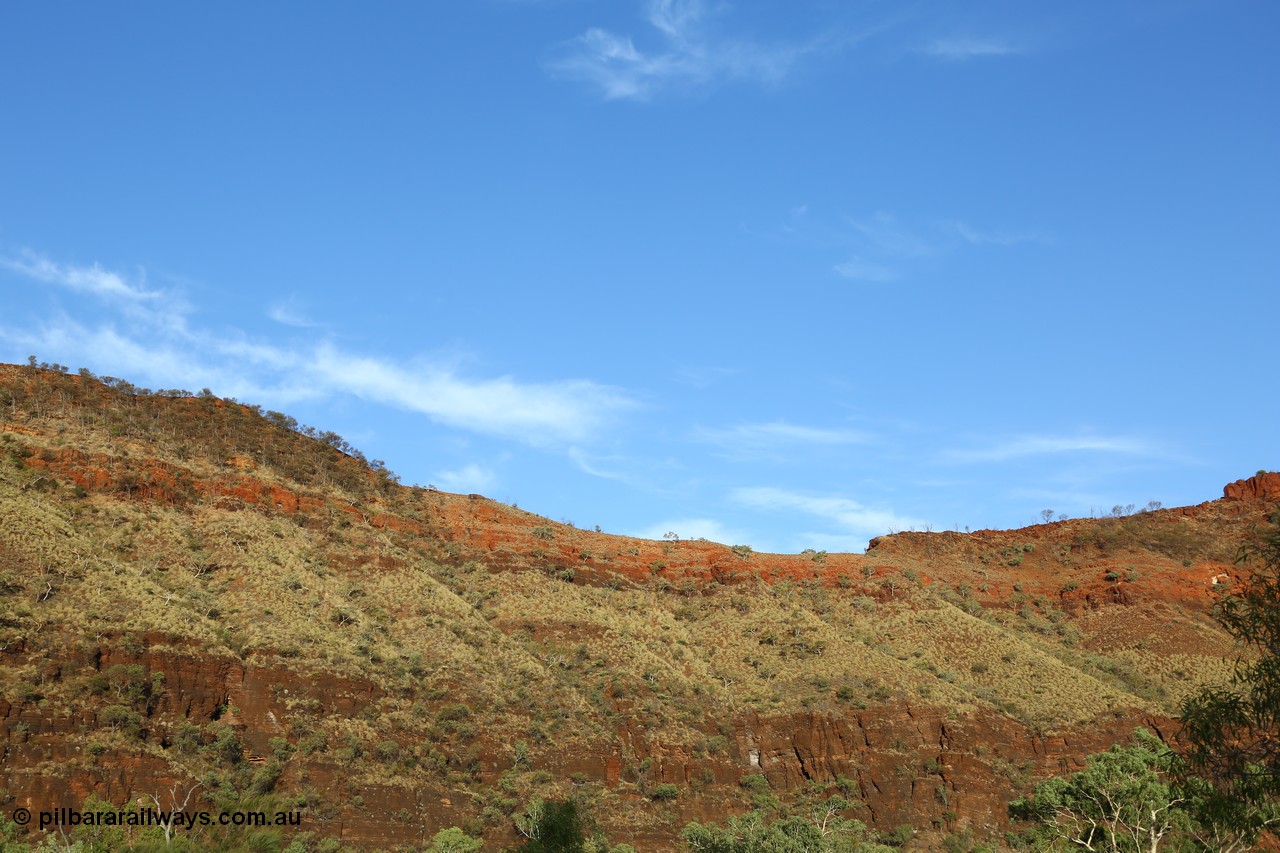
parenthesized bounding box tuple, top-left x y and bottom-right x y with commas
(1224, 471, 1280, 502)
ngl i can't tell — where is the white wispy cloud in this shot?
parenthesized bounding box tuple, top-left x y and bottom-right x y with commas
(672, 363, 739, 389)
(433, 464, 498, 494)
(567, 447, 690, 496)
(924, 37, 1020, 60)
(833, 257, 897, 283)
(631, 517, 754, 546)
(819, 211, 1048, 283)
(848, 212, 938, 258)
(942, 434, 1156, 464)
(730, 486, 926, 548)
(547, 0, 819, 100)
(943, 220, 1047, 247)
(267, 299, 321, 328)
(694, 421, 869, 449)
(1, 252, 160, 302)
(310, 345, 631, 444)
(1, 252, 635, 447)
(568, 447, 629, 481)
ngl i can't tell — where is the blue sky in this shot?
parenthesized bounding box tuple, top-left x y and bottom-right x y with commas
(1, 1, 1275, 552)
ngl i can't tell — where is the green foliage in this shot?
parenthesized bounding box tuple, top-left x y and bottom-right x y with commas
(426, 826, 484, 853)
(879, 824, 914, 847)
(269, 736, 296, 762)
(680, 800, 893, 852)
(1010, 730, 1184, 852)
(516, 799, 587, 852)
(648, 783, 679, 801)
(373, 739, 402, 762)
(1009, 727, 1278, 852)
(939, 828, 994, 852)
(250, 759, 284, 794)
(167, 721, 201, 756)
(210, 724, 244, 766)
(1178, 525, 1280, 845)
(100, 703, 143, 737)
(67, 793, 131, 853)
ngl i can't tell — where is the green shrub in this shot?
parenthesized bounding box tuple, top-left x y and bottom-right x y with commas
(438, 703, 471, 722)
(649, 783, 679, 801)
(100, 704, 142, 738)
(251, 759, 283, 794)
(269, 736, 296, 762)
(516, 798, 586, 852)
(174, 721, 204, 754)
(210, 725, 243, 765)
(374, 739, 402, 762)
(681, 801, 878, 852)
(882, 824, 915, 846)
(1010, 730, 1183, 850)
(426, 826, 484, 853)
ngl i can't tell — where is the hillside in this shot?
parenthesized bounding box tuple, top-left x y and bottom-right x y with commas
(0, 363, 1275, 851)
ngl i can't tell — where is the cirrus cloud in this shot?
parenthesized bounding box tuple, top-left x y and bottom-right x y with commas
(546, 0, 824, 100)
(941, 434, 1159, 464)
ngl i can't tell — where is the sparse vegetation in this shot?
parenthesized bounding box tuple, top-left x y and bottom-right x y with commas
(681, 794, 897, 852)
(0, 363, 1266, 851)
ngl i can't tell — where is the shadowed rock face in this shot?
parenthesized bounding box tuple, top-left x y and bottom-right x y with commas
(0, 366, 1274, 850)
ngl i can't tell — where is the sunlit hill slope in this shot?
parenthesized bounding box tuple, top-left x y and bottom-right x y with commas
(0, 363, 1275, 850)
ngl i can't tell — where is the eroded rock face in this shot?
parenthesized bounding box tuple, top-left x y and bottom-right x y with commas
(0, 637, 1174, 849)
(0, 643, 420, 848)
(738, 708, 1174, 834)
